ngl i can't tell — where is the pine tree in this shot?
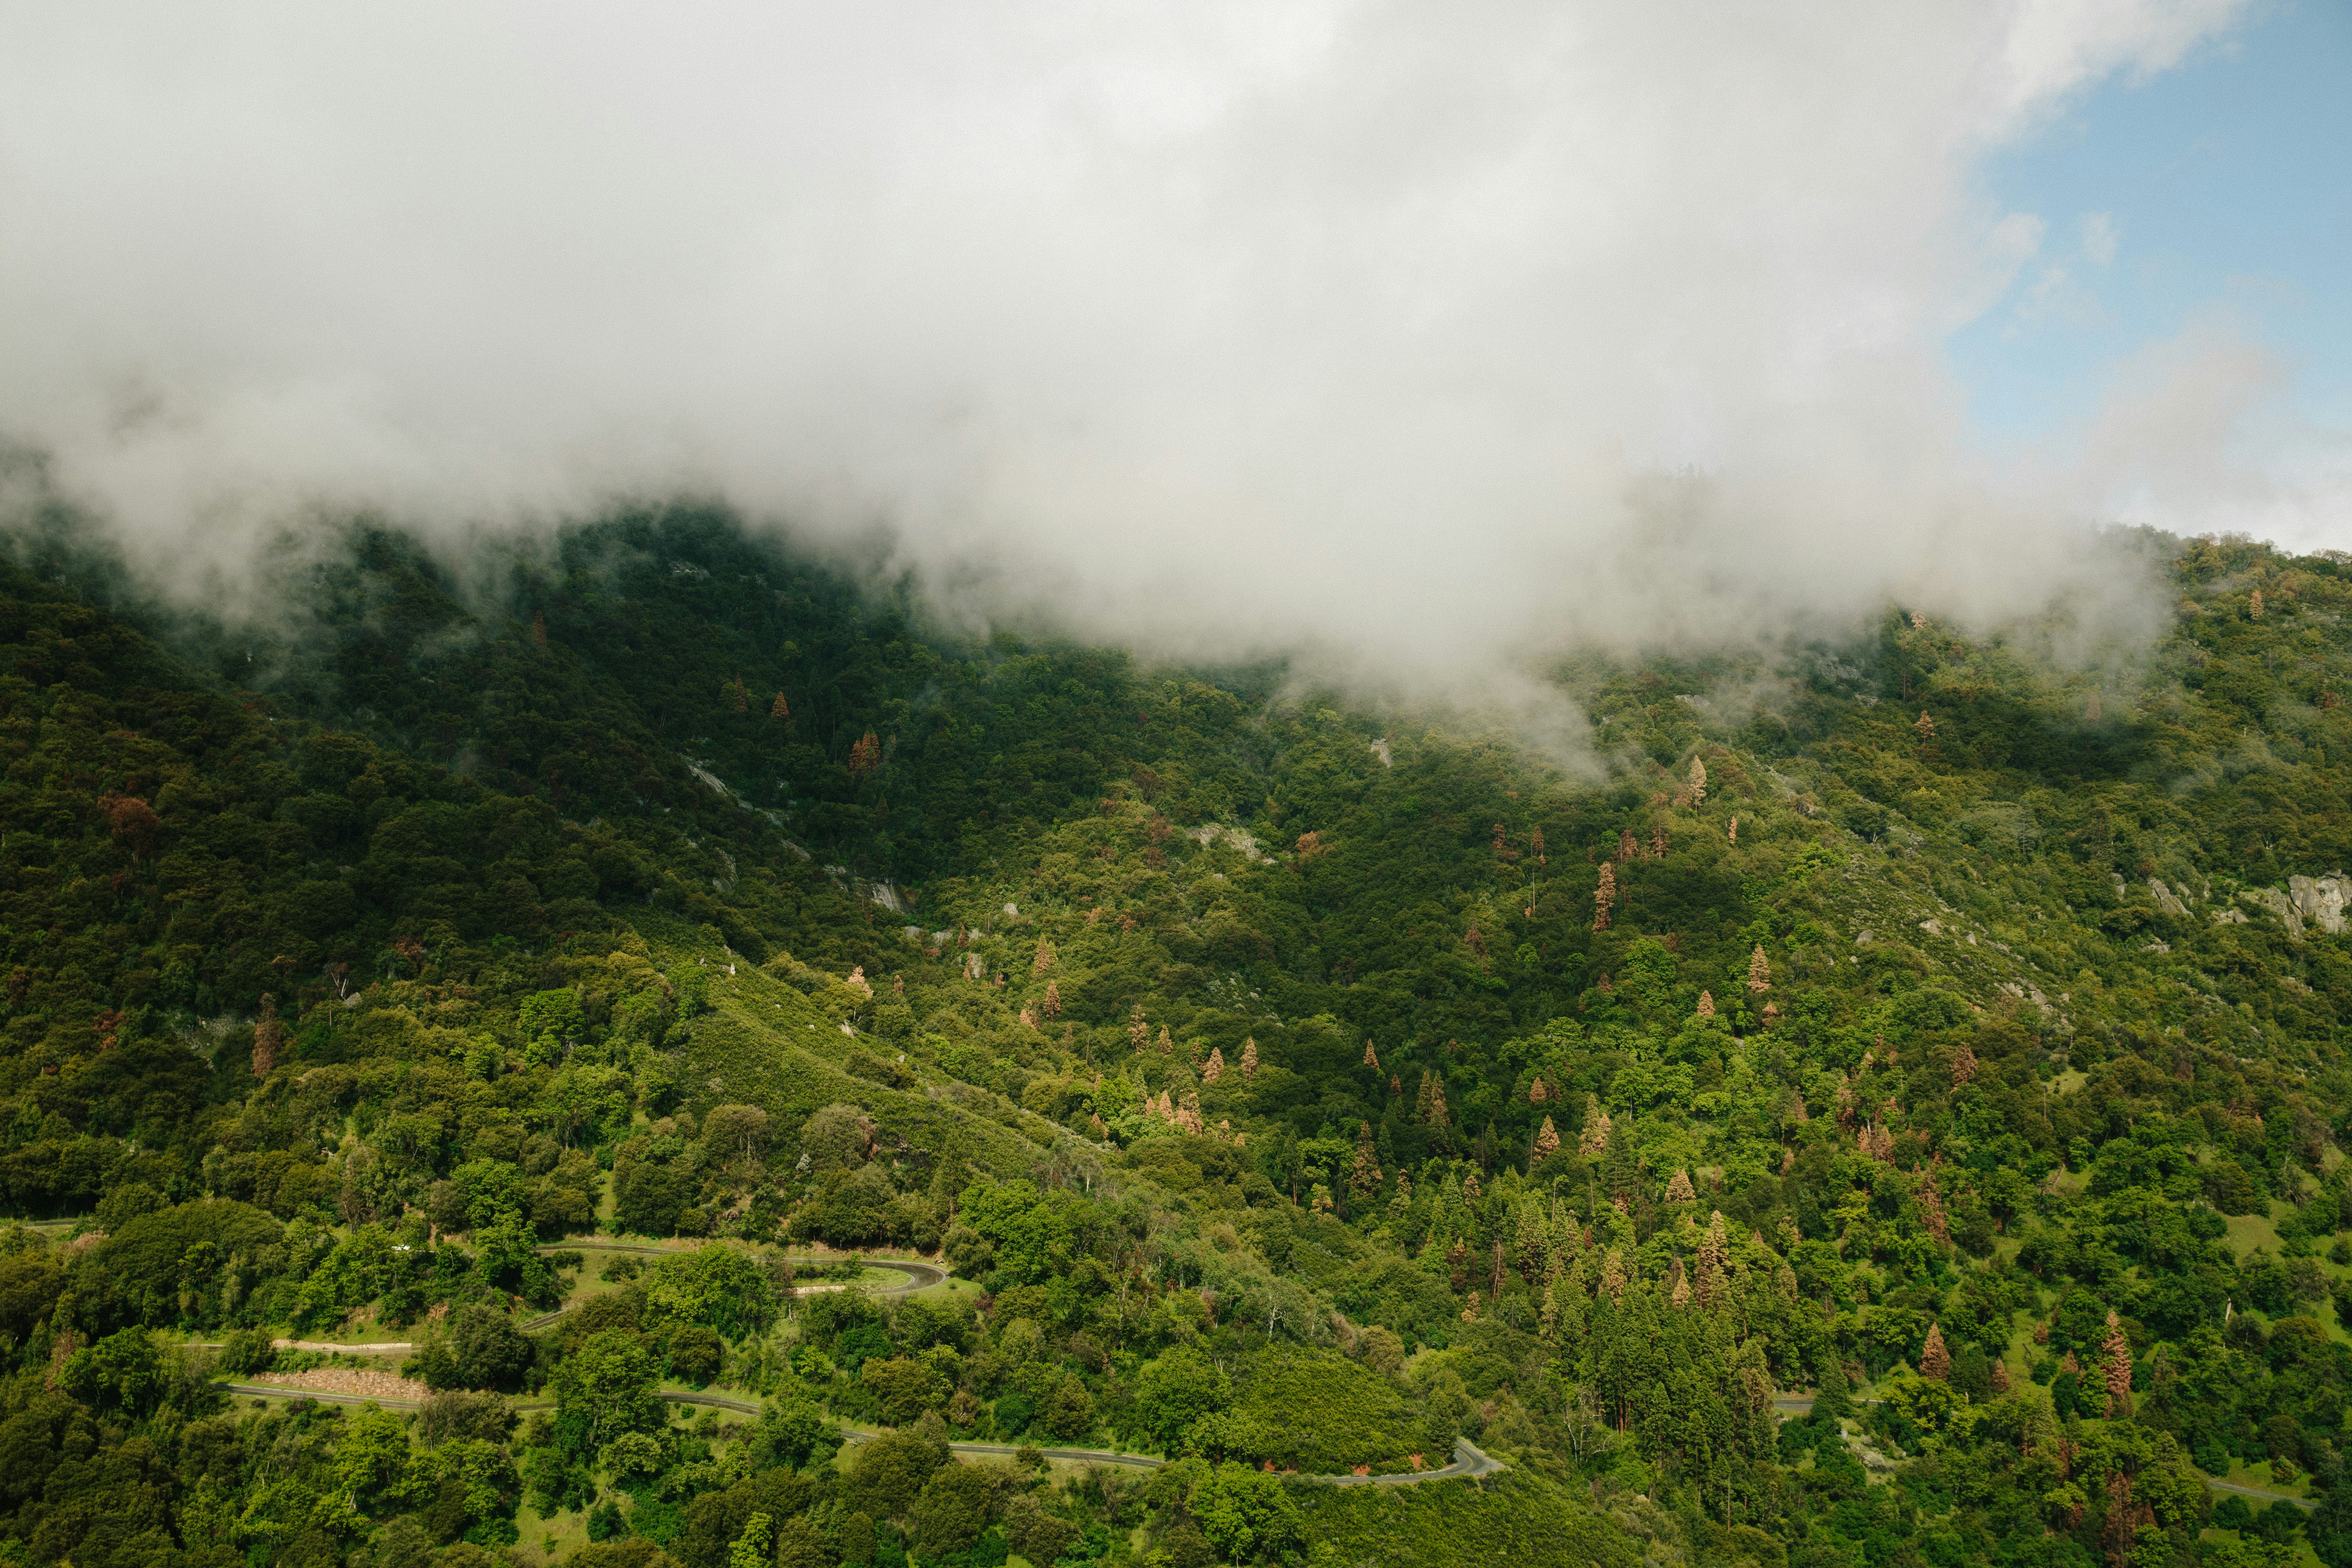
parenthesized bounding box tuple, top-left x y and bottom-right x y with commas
(1728, 816, 1738, 843)
(1202, 1046, 1225, 1083)
(1915, 709, 1935, 745)
(1578, 1096, 1612, 1158)
(1951, 1044, 1977, 1087)
(1388, 1074, 1401, 1097)
(1617, 829, 1637, 862)
(1531, 826, 1546, 865)
(1129, 1007, 1149, 1051)
(1669, 1266, 1692, 1310)
(1042, 980, 1062, 1019)
(1592, 862, 1615, 932)
(1018, 1006, 1037, 1030)
(2085, 689, 2100, 724)
(1599, 1247, 1628, 1303)
(730, 677, 748, 713)
(1533, 1116, 1560, 1161)
(1697, 989, 1714, 1018)
(1032, 939, 1054, 975)
(2102, 1310, 2133, 1417)
(1528, 1075, 1549, 1103)
(1665, 1168, 1695, 1204)
(1991, 1359, 2011, 1394)
(1350, 1123, 1382, 1196)
(1425, 1075, 1451, 1130)
(531, 612, 548, 647)
(1917, 1175, 1949, 1245)
(1489, 1240, 1506, 1301)
(1444, 1236, 1470, 1293)
(1363, 1041, 1381, 1070)
(2251, 587, 2265, 620)
(1748, 945, 1771, 993)
(252, 993, 285, 1080)
(1241, 1038, 1258, 1080)
(770, 691, 790, 719)
(1649, 822, 1668, 859)
(1689, 754, 1707, 805)
(1158, 1025, 1173, 1056)
(1921, 1323, 1951, 1381)
(847, 731, 882, 778)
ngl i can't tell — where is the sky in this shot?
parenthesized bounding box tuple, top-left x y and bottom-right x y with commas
(1949, 0, 2352, 549)
(0, 1, 2338, 708)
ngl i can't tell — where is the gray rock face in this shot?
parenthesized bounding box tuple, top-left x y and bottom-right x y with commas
(2240, 886, 2306, 941)
(2289, 873, 2349, 935)
(2148, 880, 2188, 918)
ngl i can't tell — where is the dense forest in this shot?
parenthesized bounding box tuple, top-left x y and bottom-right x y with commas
(1, 507, 2350, 1568)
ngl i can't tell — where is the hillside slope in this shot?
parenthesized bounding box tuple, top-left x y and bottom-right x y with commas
(1, 519, 2350, 1568)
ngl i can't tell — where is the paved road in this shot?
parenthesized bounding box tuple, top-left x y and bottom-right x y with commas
(221, 1382, 1500, 1488)
(518, 1245, 947, 1330)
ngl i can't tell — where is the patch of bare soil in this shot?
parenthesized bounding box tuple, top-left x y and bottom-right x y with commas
(245, 1367, 431, 1403)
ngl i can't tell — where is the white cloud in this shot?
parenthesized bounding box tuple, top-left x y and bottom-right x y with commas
(2081, 210, 2120, 265)
(0, 0, 2257, 694)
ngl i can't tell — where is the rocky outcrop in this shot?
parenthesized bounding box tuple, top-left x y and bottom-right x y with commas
(2234, 875, 2351, 941)
(2240, 886, 2307, 941)
(2290, 874, 2349, 935)
(2148, 880, 2188, 918)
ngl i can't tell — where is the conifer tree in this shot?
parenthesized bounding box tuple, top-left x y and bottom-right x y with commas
(1917, 1176, 1949, 1245)
(1533, 1116, 1560, 1162)
(1129, 1007, 1149, 1051)
(1178, 1092, 1204, 1135)
(1697, 989, 1714, 1018)
(1920, 1323, 1950, 1381)
(1747, 945, 1771, 993)
(1593, 863, 1615, 932)
(2252, 587, 2265, 620)
(1665, 1168, 1695, 1204)
(1669, 1267, 1692, 1310)
(1689, 754, 1707, 805)
(1032, 939, 1054, 975)
(1578, 1096, 1611, 1158)
(531, 612, 548, 647)
(1241, 1038, 1258, 1080)
(770, 691, 790, 719)
(1531, 826, 1546, 865)
(1018, 1006, 1037, 1030)
(1363, 1041, 1381, 1070)
(1991, 1359, 2011, 1394)
(2085, 689, 2100, 724)
(1042, 980, 1062, 1020)
(252, 993, 285, 1079)
(1728, 816, 1737, 843)
(1489, 1241, 1506, 1301)
(1951, 1044, 1977, 1087)
(1617, 829, 1637, 862)
(1158, 1025, 1173, 1056)
(1915, 710, 1935, 746)
(1444, 1236, 1470, 1293)
(1461, 1168, 1481, 1204)
(848, 731, 882, 778)
(1649, 822, 1668, 859)
(1389, 1074, 1401, 1097)
(2101, 1310, 2133, 1417)
(1350, 1123, 1382, 1196)
(1202, 1046, 1224, 1083)
(730, 677, 748, 713)
(1599, 1247, 1628, 1303)
(1528, 1075, 1548, 1103)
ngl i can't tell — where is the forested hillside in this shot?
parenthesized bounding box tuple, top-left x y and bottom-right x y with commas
(3, 513, 2352, 1568)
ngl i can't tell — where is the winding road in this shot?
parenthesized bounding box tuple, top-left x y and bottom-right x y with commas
(219, 1241, 1499, 1489)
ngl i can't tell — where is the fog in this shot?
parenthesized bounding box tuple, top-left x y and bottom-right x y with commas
(0, 2, 2262, 701)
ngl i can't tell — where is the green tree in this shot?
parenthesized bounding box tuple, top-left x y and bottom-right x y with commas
(1132, 1347, 1231, 1453)
(555, 1329, 665, 1450)
(1186, 1461, 1304, 1564)
(909, 1461, 998, 1558)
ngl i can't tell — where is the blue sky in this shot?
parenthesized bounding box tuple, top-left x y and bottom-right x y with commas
(1948, 0, 2352, 521)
